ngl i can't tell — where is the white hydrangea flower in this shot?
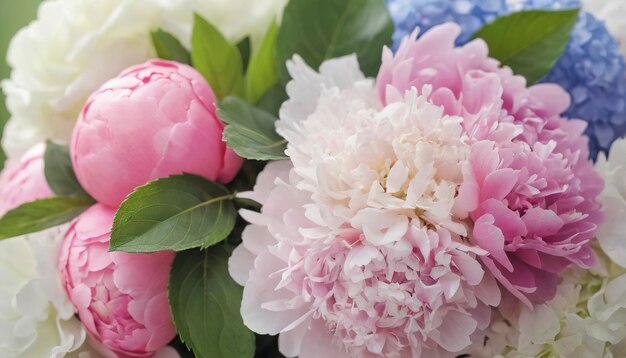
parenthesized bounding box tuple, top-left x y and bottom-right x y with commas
(2, 0, 286, 159)
(584, 0, 626, 55)
(0, 228, 85, 357)
(596, 138, 626, 268)
(468, 267, 611, 357)
(469, 251, 626, 357)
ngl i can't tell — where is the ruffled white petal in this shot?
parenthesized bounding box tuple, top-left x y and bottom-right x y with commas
(0, 227, 85, 357)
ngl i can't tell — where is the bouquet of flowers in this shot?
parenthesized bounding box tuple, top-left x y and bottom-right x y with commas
(2, 0, 626, 357)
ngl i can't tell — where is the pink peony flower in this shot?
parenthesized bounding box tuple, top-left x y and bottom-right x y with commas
(59, 204, 176, 357)
(232, 163, 500, 358)
(377, 24, 604, 306)
(70, 60, 243, 207)
(230, 56, 501, 357)
(0, 143, 52, 216)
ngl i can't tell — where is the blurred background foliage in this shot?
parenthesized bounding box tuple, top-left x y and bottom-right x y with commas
(0, 0, 42, 169)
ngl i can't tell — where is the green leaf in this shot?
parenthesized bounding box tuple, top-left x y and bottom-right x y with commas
(275, 0, 393, 84)
(472, 9, 579, 85)
(217, 96, 287, 161)
(151, 29, 191, 64)
(237, 37, 251, 71)
(257, 84, 287, 116)
(44, 141, 92, 198)
(110, 174, 237, 253)
(169, 247, 255, 358)
(0, 197, 92, 240)
(191, 14, 244, 99)
(245, 21, 279, 104)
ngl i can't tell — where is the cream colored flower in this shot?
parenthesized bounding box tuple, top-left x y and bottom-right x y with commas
(0, 229, 85, 357)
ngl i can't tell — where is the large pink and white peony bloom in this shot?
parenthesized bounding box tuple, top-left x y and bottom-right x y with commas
(377, 24, 604, 306)
(230, 55, 501, 357)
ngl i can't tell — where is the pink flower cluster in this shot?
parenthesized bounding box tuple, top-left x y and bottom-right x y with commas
(0, 60, 242, 357)
(231, 23, 604, 358)
(63, 60, 242, 356)
(377, 24, 604, 306)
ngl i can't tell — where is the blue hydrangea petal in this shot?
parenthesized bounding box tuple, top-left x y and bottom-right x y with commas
(517, 0, 626, 159)
(387, 0, 509, 49)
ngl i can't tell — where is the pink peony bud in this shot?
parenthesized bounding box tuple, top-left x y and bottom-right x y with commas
(0, 143, 52, 216)
(59, 204, 176, 357)
(70, 60, 243, 207)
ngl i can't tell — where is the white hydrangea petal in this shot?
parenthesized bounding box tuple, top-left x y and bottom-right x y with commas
(596, 139, 626, 268)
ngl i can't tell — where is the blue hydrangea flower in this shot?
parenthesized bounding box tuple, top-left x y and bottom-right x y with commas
(386, 0, 509, 49)
(516, 0, 626, 159)
(386, 0, 626, 160)
(508, 0, 582, 11)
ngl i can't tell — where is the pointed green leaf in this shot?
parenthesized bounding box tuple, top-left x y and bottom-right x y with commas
(151, 29, 191, 64)
(191, 14, 243, 99)
(217, 96, 287, 161)
(169, 247, 255, 358)
(110, 175, 237, 253)
(0, 197, 92, 240)
(472, 9, 579, 84)
(245, 21, 279, 104)
(276, 0, 393, 84)
(44, 141, 92, 199)
(237, 37, 251, 71)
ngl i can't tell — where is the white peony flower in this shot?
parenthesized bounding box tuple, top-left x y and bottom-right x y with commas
(152, 0, 288, 49)
(0, 228, 85, 357)
(2, 0, 286, 159)
(585, 0, 626, 55)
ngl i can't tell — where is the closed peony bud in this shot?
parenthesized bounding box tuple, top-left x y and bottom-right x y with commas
(71, 60, 243, 207)
(0, 143, 52, 216)
(59, 204, 176, 357)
